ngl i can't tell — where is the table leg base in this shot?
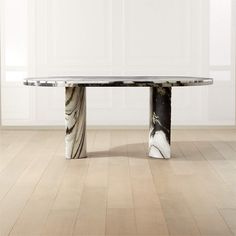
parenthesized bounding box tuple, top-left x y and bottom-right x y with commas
(149, 131, 171, 158)
(65, 87, 87, 159)
(149, 87, 171, 159)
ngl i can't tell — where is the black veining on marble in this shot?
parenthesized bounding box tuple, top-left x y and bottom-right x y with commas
(65, 87, 87, 159)
(149, 86, 172, 158)
(23, 76, 213, 88)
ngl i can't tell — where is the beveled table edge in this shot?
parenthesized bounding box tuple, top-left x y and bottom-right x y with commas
(23, 76, 213, 87)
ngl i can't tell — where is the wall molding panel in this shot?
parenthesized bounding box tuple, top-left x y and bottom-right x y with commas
(1, 0, 235, 126)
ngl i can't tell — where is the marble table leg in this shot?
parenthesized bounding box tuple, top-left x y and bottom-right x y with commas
(65, 87, 87, 159)
(149, 86, 172, 159)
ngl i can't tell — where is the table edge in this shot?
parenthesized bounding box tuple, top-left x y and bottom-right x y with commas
(23, 77, 213, 87)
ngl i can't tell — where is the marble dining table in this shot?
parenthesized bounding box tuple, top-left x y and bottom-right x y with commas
(24, 76, 213, 159)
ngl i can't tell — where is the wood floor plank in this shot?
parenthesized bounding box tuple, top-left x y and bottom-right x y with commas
(110, 130, 128, 156)
(87, 130, 96, 151)
(72, 187, 107, 236)
(108, 130, 133, 209)
(85, 157, 109, 188)
(178, 141, 205, 161)
(0, 129, 235, 236)
(135, 208, 169, 236)
(208, 160, 236, 186)
(219, 208, 236, 235)
(0, 132, 44, 201)
(159, 192, 201, 236)
(194, 141, 225, 161)
(170, 142, 186, 160)
(41, 160, 89, 236)
(0, 131, 62, 201)
(191, 208, 233, 236)
(106, 208, 137, 236)
(0, 130, 36, 173)
(41, 209, 77, 236)
(0, 151, 55, 236)
(52, 160, 89, 210)
(211, 141, 236, 160)
(89, 130, 111, 157)
(107, 178, 133, 209)
(10, 155, 68, 236)
(73, 207, 106, 236)
(149, 159, 182, 194)
(126, 130, 147, 158)
(129, 158, 162, 208)
(228, 141, 236, 152)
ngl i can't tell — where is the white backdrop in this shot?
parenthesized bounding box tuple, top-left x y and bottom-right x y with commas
(1, 0, 235, 126)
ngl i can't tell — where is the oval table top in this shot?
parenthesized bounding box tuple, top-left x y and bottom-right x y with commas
(23, 76, 213, 87)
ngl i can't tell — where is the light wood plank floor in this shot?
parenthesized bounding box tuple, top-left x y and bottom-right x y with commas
(0, 129, 236, 236)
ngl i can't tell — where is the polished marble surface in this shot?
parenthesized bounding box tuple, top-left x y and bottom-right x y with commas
(149, 87, 171, 158)
(65, 87, 86, 159)
(23, 75, 213, 159)
(24, 76, 213, 87)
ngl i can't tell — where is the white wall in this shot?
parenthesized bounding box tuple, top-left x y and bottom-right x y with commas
(1, 0, 235, 126)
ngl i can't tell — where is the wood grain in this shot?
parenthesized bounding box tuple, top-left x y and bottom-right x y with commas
(0, 129, 234, 236)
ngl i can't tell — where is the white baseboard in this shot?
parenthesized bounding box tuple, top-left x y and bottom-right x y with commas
(1, 125, 236, 130)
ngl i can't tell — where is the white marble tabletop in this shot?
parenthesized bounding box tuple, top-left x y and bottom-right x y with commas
(24, 76, 213, 87)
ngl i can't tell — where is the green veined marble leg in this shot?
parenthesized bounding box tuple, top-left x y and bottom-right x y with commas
(149, 86, 172, 159)
(65, 87, 87, 159)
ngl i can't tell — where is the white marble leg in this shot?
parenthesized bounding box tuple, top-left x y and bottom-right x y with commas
(65, 87, 86, 159)
(149, 86, 172, 159)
